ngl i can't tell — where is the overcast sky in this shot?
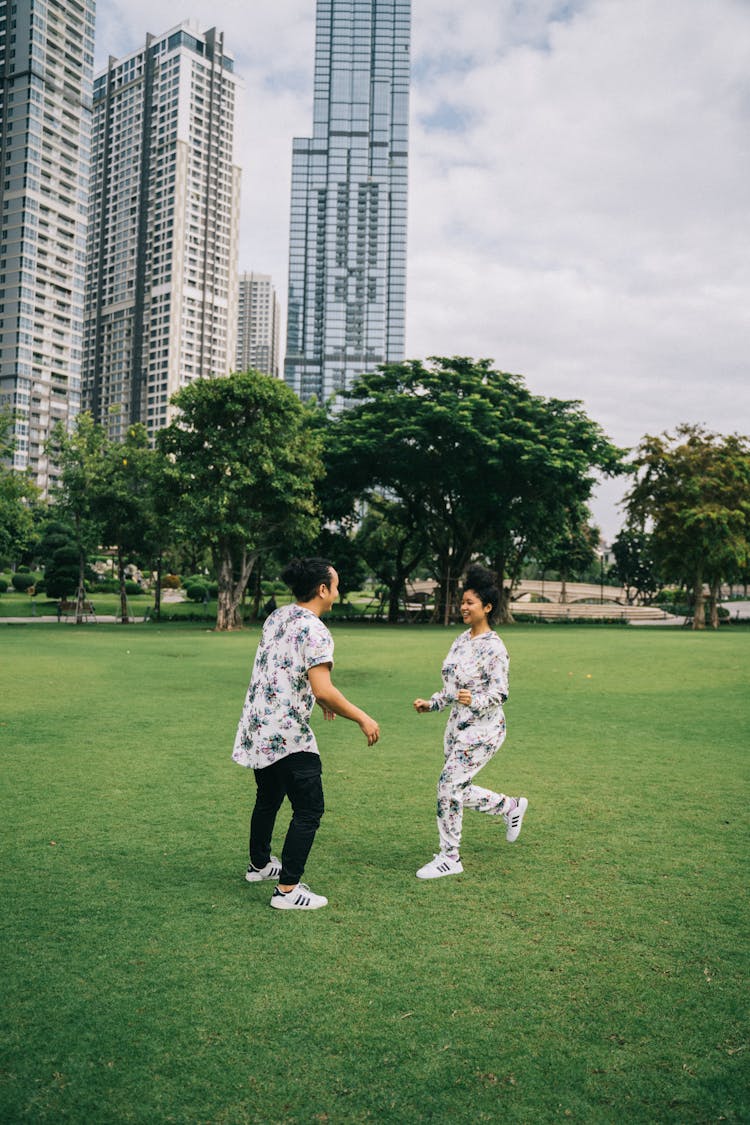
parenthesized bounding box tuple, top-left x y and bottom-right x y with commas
(94, 0, 750, 539)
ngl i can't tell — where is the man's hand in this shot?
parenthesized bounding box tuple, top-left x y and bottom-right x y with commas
(413, 698, 431, 713)
(359, 715, 380, 745)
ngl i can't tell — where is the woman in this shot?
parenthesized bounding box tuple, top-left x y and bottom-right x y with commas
(413, 565, 527, 879)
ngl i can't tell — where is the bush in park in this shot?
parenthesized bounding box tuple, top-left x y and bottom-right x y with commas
(124, 581, 142, 596)
(162, 574, 181, 589)
(185, 582, 209, 603)
(11, 573, 35, 592)
(0, 578, 8, 594)
(16, 564, 31, 574)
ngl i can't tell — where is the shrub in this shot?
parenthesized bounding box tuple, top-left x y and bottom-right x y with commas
(16, 564, 31, 574)
(125, 581, 143, 596)
(162, 574, 181, 589)
(11, 573, 35, 592)
(34, 578, 46, 594)
(0, 578, 8, 594)
(185, 582, 209, 602)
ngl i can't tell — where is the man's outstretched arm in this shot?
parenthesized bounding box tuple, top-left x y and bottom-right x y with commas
(308, 663, 380, 745)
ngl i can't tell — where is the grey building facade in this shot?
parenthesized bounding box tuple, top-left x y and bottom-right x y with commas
(236, 271, 281, 379)
(0, 0, 95, 492)
(284, 0, 410, 404)
(83, 23, 240, 441)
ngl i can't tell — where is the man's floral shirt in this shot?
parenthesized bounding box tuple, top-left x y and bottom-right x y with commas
(232, 604, 334, 770)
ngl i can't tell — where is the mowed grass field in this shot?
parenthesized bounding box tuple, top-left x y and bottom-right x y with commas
(1, 623, 748, 1124)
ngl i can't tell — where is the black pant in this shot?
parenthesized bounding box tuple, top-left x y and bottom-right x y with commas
(249, 752, 324, 885)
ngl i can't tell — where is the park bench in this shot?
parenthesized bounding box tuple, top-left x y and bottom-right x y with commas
(58, 599, 97, 622)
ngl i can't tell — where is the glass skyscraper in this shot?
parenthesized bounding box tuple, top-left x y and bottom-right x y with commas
(284, 0, 410, 404)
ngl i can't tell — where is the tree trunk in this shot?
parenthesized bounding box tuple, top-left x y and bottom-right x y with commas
(708, 579, 721, 630)
(117, 547, 130, 624)
(154, 552, 162, 621)
(692, 570, 706, 631)
(559, 574, 568, 604)
(495, 585, 515, 625)
(215, 544, 257, 631)
(75, 548, 87, 625)
(387, 578, 402, 623)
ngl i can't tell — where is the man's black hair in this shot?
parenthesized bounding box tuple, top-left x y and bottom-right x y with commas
(280, 557, 335, 602)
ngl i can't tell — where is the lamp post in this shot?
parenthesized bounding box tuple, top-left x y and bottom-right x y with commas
(599, 549, 605, 604)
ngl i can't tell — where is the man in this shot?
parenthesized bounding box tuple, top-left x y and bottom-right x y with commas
(232, 557, 380, 910)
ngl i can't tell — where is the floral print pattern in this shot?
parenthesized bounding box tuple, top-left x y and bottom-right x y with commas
(232, 604, 334, 770)
(429, 630, 510, 858)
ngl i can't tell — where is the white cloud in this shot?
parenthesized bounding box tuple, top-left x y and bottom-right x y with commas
(93, 0, 750, 538)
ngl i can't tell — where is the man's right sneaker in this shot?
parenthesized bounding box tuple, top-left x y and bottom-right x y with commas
(504, 796, 528, 842)
(416, 854, 464, 879)
(270, 883, 328, 910)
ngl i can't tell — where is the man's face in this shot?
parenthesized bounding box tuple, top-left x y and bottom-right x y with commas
(321, 568, 339, 613)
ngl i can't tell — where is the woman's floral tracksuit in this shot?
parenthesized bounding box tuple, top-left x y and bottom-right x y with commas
(429, 629, 511, 859)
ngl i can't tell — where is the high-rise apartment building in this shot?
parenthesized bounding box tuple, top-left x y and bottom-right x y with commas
(83, 23, 240, 440)
(284, 0, 410, 403)
(0, 0, 95, 491)
(236, 271, 280, 379)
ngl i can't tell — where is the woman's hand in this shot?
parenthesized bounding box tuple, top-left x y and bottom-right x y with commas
(413, 698, 431, 713)
(457, 689, 472, 706)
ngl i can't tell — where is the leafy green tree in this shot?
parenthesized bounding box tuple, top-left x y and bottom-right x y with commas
(89, 424, 161, 624)
(36, 518, 81, 600)
(626, 425, 750, 629)
(0, 409, 40, 566)
(355, 494, 428, 623)
(158, 371, 323, 630)
(611, 527, 661, 605)
(537, 507, 599, 603)
(327, 357, 625, 622)
(46, 413, 108, 622)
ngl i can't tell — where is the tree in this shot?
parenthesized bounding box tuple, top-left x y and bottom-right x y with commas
(36, 518, 81, 600)
(326, 357, 625, 623)
(0, 409, 40, 566)
(89, 424, 161, 624)
(625, 425, 750, 629)
(46, 414, 108, 622)
(610, 527, 661, 605)
(355, 494, 428, 623)
(537, 507, 599, 604)
(158, 372, 324, 630)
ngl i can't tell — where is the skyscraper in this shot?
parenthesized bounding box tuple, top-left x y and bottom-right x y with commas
(236, 271, 281, 379)
(285, 0, 410, 404)
(0, 0, 95, 492)
(83, 23, 240, 441)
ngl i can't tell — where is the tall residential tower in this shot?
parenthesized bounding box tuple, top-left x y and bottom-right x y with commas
(83, 23, 240, 440)
(0, 0, 95, 491)
(285, 0, 410, 403)
(236, 271, 281, 379)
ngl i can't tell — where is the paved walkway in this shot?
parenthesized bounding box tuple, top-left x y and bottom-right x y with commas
(0, 615, 147, 624)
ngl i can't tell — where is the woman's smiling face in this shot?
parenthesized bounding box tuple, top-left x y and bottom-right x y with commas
(460, 588, 491, 630)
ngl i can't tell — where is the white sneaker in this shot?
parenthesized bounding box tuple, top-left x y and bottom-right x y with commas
(270, 883, 328, 910)
(504, 797, 528, 842)
(416, 854, 464, 880)
(245, 856, 282, 882)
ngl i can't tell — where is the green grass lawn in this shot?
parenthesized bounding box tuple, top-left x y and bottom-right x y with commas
(1, 624, 748, 1124)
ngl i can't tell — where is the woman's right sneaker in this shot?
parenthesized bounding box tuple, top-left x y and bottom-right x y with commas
(270, 883, 328, 910)
(504, 796, 528, 842)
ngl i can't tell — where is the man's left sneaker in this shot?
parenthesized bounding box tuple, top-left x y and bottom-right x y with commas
(504, 797, 528, 842)
(245, 856, 282, 882)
